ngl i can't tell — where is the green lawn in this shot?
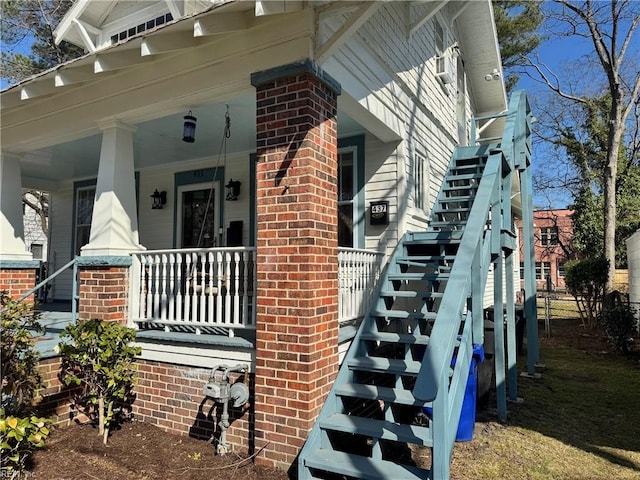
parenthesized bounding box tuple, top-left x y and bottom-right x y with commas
(447, 318, 640, 480)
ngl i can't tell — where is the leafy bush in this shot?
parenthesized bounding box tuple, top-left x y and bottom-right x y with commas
(58, 319, 141, 444)
(0, 409, 50, 475)
(565, 258, 608, 329)
(599, 301, 637, 355)
(0, 292, 50, 476)
(1, 293, 44, 414)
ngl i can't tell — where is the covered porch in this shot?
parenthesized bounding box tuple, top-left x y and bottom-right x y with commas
(130, 245, 383, 337)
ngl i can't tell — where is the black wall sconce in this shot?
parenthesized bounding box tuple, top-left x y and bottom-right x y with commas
(225, 179, 241, 201)
(151, 189, 167, 209)
(182, 111, 197, 143)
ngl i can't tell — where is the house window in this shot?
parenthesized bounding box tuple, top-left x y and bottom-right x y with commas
(540, 227, 559, 246)
(520, 262, 525, 281)
(338, 150, 355, 248)
(535, 262, 551, 280)
(74, 185, 96, 256)
(434, 18, 445, 54)
(414, 151, 428, 211)
(31, 244, 43, 260)
(557, 260, 566, 277)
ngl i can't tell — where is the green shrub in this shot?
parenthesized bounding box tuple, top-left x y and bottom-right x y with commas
(58, 319, 141, 444)
(0, 409, 50, 475)
(565, 258, 608, 329)
(599, 301, 637, 355)
(0, 292, 50, 476)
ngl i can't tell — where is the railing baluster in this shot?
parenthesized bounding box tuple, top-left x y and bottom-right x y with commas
(216, 250, 224, 326)
(241, 250, 249, 324)
(224, 251, 232, 330)
(153, 254, 161, 319)
(184, 253, 192, 323)
(176, 253, 183, 323)
(207, 251, 214, 324)
(232, 251, 240, 327)
(168, 254, 175, 321)
(198, 252, 206, 326)
(139, 255, 148, 320)
(160, 254, 168, 321)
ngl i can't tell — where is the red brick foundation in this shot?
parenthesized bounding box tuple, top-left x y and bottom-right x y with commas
(35, 357, 82, 425)
(251, 60, 341, 469)
(133, 360, 252, 452)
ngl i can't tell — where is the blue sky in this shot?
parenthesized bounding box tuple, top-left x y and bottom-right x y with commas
(514, 26, 599, 210)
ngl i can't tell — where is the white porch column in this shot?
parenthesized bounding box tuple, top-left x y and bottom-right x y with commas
(81, 120, 144, 256)
(0, 153, 32, 260)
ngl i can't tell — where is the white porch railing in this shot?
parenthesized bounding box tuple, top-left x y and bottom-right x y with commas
(129, 246, 383, 336)
(130, 247, 256, 336)
(338, 247, 385, 323)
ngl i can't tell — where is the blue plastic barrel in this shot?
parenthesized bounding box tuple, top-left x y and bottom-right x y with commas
(421, 343, 485, 441)
(455, 344, 485, 441)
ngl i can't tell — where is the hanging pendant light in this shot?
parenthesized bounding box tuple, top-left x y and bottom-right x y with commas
(182, 111, 197, 143)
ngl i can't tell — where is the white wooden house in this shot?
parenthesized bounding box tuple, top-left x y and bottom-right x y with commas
(0, 2, 537, 478)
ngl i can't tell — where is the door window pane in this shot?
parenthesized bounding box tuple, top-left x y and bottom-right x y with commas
(338, 204, 353, 248)
(338, 151, 354, 247)
(75, 186, 95, 255)
(181, 189, 216, 248)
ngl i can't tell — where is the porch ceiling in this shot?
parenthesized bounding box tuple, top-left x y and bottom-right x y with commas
(18, 95, 363, 189)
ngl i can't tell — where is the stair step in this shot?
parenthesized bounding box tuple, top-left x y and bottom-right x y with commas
(438, 196, 473, 204)
(430, 221, 467, 229)
(348, 357, 422, 375)
(303, 450, 430, 480)
(443, 183, 478, 191)
(406, 231, 463, 243)
(387, 272, 450, 281)
(336, 383, 432, 407)
(395, 258, 442, 268)
(396, 255, 456, 265)
(320, 413, 432, 446)
(452, 146, 491, 161)
(380, 289, 445, 300)
(434, 206, 472, 213)
(445, 172, 482, 181)
(370, 309, 437, 321)
(449, 166, 482, 176)
(361, 332, 430, 345)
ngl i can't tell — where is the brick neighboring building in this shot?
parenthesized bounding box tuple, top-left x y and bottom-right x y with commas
(517, 209, 574, 292)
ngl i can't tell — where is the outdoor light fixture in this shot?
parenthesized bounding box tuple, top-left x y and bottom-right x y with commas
(225, 179, 241, 201)
(151, 189, 167, 209)
(484, 68, 501, 82)
(182, 110, 197, 143)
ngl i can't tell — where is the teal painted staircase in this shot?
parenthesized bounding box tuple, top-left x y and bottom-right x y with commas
(298, 91, 537, 480)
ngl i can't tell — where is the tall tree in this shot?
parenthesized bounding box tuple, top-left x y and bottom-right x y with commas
(493, 0, 545, 93)
(1, 0, 82, 85)
(524, 0, 640, 292)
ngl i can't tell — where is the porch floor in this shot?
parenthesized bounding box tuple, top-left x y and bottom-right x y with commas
(34, 302, 357, 358)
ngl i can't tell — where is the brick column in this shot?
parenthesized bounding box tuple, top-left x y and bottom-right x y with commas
(77, 257, 132, 325)
(0, 261, 39, 301)
(251, 60, 341, 469)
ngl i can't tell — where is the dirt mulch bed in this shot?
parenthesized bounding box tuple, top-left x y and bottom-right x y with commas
(30, 421, 288, 480)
